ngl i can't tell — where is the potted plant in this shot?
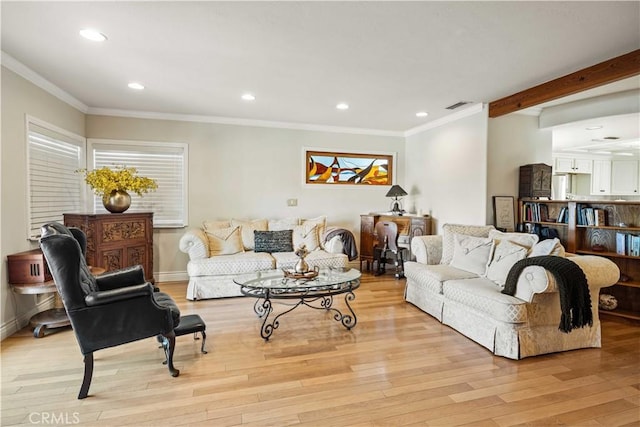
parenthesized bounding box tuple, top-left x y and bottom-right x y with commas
(77, 165, 158, 213)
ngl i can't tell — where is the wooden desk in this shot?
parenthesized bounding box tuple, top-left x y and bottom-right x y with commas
(11, 267, 106, 338)
(360, 214, 431, 271)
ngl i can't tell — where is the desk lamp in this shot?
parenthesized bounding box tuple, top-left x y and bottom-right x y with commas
(386, 185, 408, 215)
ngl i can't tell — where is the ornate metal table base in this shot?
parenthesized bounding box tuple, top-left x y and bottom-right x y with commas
(253, 292, 357, 341)
(234, 269, 361, 341)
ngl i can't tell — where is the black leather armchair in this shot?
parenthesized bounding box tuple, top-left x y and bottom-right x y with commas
(39, 222, 181, 399)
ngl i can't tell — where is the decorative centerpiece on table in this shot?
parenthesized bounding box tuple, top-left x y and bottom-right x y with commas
(283, 245, 319, 279)
(77, 166, 157, 213)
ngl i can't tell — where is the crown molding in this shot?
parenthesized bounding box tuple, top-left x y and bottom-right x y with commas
(87, 107, 405, 137)
(1, 51, 89, 113)
(3, 51, 480, 138)
(403, 103, 485, 137)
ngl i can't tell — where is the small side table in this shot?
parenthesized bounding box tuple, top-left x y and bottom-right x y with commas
(11, 267, 106, 338)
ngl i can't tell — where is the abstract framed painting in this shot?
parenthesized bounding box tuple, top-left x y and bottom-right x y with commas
(305, 150, 394, 185)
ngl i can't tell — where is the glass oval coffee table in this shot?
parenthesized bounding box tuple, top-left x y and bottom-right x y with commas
(233, 268, 361, 340)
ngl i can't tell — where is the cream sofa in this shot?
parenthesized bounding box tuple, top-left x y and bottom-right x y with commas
(179, 216, 350, 300)
(404, 224, 620, 359)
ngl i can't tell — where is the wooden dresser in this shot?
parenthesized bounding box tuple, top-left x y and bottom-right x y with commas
(360, 213, 432, 270)
(64, 212, 154, 283)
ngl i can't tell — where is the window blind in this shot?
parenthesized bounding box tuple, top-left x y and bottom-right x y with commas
(89, 140, 188, 227)
(27, 122, 85, 239)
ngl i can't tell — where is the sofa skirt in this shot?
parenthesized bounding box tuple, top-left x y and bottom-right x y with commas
(442, 299, 602, 359)
(404, 278, 445, 322)
(186, 275, 245, 300)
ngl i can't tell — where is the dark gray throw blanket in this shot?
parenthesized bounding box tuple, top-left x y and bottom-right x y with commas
(323, 227, 359, 261)
(502, 256, 593, 333)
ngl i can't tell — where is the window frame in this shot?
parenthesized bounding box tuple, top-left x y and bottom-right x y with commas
(86, 138, 189, 228)
(25, 115, 86, 240)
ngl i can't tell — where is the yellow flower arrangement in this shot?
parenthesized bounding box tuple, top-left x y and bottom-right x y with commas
(77, 166, 158, 200)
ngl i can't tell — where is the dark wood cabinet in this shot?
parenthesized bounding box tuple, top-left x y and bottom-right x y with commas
(64, 212, 154, 283)
(519, 163, 552, 199)
(360, 214, 432, 270)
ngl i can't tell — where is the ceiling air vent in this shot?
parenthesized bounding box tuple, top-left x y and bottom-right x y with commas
(603, 136, 620, 140)
(446, 101, 471, 110)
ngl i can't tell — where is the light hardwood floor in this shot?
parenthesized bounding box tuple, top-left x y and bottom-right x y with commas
(2, 273, 639, 426)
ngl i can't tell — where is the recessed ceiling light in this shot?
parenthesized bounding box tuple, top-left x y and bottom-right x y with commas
(241, 93, 256, 101)
(336, 103, 349, 110)
(592, 151, 612, 155)
(127, 82, 144, 90)
(615, 152, 634, 156)
(585, 125, 603, 130)
(79, 28, 107, 42)
(416, 111, 429, 118)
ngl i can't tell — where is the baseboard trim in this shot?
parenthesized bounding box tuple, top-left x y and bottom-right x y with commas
(1, 295, 55, 341)
(156, 271, 188, 283)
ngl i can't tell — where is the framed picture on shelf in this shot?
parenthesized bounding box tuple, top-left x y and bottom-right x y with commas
(493, 196, 515, 232)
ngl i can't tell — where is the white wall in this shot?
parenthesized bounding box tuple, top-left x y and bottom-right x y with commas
(404, 106, 489, 234)
(85, 115, 405, 279)
(1, 67, 86, 339)
(486, 113, 553, 225)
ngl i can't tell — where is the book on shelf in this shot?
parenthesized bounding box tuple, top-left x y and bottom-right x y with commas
(616, 232, 626, 255)
(576, 204, 604, 226)
(557, 206, 568, 223)
(523, 202, 544, 222)
(616, 231, 640, 256)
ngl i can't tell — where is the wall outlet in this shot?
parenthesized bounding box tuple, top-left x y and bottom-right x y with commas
(287, 198, 298, 207)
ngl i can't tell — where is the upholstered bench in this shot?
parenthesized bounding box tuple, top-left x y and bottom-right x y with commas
(176, 314, 207, 354)
(161, 314, 207, 362)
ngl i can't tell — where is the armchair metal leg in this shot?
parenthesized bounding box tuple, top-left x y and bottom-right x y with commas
(161, 333, 180, 377)
(78, 353, 94, 399)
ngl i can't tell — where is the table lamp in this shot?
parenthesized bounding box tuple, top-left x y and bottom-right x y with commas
(386, 185, 408, 215)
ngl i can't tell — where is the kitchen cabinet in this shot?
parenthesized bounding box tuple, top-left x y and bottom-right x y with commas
(554, 156, 592, 174)
(611, 160, 639, 195)
(591, 160, 612, 195)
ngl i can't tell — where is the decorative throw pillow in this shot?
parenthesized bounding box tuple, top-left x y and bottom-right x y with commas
(231, 218, 268, 250)
(268, 218, 299, 231)
(254, 230, 294, 253)
(293, 224, 320, 251)
(202, 220, 231, 231)
(488, 229, 539, 250)
(301, 215, 327, 248)
(205, 226, 244, 256)
(486, 240, 528, 287)
(441, 224, 495, 265)
(529, 237, 566, 257)
(450, 234, 493, 276)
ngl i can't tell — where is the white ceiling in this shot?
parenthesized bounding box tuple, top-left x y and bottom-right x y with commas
(1, 1, 639, 135)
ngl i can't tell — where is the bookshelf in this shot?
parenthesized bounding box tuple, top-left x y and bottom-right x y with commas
(519, 199, 640, 323)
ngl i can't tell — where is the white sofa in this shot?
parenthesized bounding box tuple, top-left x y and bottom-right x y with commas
(179, 216, 350, 300)
(404, 224, 620, 359)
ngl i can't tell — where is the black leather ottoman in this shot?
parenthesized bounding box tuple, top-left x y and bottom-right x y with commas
(173, 314, 208, 355)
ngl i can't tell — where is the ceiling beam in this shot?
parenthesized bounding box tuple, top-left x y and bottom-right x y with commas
(488, 49, 640, 118)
